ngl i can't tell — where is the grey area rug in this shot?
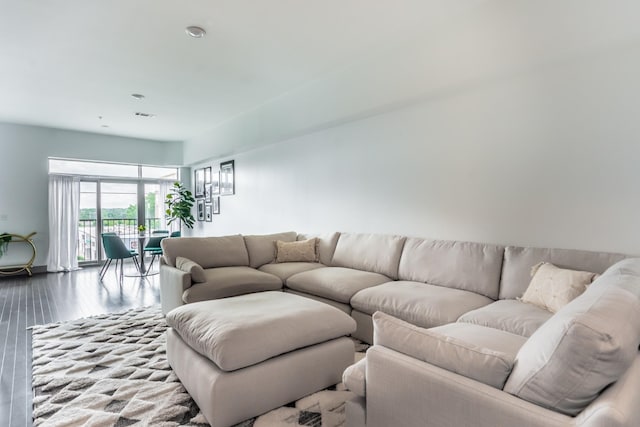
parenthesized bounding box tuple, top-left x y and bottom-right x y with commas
(32, 306, 368, 427)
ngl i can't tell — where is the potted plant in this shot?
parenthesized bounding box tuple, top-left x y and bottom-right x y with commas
(0, 233, 11, 258)
(165, 181, 196, 229)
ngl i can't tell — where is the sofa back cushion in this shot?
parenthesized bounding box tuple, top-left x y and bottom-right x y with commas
(499, 246, 625, 300)
(243, 231, 297, 268)
(161, 235, 249, 268)
(503, 258, 640, 416)
(297, 232, 340, 265)
(331, 233, 406, 279)
(398, 238, 504, 299)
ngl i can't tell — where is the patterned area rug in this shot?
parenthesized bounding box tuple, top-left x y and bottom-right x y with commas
(32, 306, 368, 427)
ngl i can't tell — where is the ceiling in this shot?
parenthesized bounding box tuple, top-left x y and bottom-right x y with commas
(0, 0, 483, 142)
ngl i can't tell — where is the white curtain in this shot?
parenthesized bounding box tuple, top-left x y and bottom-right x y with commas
(47, 175, 81, 272)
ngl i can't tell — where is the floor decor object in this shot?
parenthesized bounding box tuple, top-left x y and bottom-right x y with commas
(32, 305, 366, 426)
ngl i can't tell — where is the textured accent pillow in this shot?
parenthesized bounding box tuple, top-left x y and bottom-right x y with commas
(519, 262, 597, 313)
(275, 238, 318, 263)
(176, 256, 206, 283)
(372, 312, 515, 389)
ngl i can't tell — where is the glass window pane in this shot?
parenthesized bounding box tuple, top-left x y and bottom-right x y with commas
(141, 166, 178, 180)
(49, 159, 138, 178)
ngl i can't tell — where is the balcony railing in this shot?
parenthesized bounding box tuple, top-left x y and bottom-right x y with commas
(77, 218, 162, 262)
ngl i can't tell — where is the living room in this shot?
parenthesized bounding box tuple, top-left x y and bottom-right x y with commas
(1, 1, 640, 426)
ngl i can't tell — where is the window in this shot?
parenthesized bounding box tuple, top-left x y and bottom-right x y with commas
(49, 158, 179, 263)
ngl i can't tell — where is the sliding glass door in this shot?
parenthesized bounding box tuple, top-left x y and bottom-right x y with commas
(77, 180, 167, 263)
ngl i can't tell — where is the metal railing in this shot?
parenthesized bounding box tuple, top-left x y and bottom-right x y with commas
(77, 218, 162, 262)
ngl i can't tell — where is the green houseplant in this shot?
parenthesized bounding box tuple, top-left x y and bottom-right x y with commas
(165, 181, 196, 229)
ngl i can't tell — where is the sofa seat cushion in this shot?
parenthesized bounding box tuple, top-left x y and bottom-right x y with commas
(343, 357, 367, 397)
(373, 312, 521, 389)
(286, 267, 390, 304)
(259, 262, 326, 281)
(166, 291, 357, 371)
(182, 266, 282, 303)
(351, 281, 493, 329)
(457, 299, 553, 337)
(504, 258, 640, 416)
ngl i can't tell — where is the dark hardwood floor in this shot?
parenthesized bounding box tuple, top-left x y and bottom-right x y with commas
(0, 263, 160, 427)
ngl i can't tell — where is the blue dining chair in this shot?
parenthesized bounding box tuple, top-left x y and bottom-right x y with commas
(143, 231, 168, 272)
(100, 233, 140, 281)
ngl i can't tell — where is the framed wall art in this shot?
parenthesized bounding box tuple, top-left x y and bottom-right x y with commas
(211, 170, 220, 195)
(220, 160, 235, 195)
(194, 168, 205, 198)
(197, 199, 205, 221)
(212, 196, 220, 214)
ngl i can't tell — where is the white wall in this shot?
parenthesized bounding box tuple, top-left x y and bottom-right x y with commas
(0, 123, 182, 268)
(190, 38, 640, 255)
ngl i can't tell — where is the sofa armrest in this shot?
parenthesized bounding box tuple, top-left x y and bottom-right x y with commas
(160, 264, 192, 315)
(574, 354, 640, 427)
(366, 345, 571, 427)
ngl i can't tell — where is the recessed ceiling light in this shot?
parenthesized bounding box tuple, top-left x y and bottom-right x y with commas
(134, 112, 156, 118)
(185, 26, 206, 38)
(131, 93, 145, 100)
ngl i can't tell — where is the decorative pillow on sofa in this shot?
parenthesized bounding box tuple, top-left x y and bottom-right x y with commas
(372, 312, 516, 389)
(176, 256, 207, 283)
(519, 262, 597, 313)
(275, 238, 318, 263)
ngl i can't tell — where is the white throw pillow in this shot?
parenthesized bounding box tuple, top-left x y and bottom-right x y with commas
(519, 262, 597, 313)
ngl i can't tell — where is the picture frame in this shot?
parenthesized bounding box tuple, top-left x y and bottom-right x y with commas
(205, 184, 212, 203)
(197, 199, 205, 221)
(220, 160, 235, 195)
(204, 166, 212, 184)
(211, 170, 220, 195)
(194, 168, 205, 198)
(212, 196, 220, 214)
(205, 204, 212, 222)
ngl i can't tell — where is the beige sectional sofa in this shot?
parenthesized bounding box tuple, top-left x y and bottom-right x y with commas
(159, 230, 640, 426)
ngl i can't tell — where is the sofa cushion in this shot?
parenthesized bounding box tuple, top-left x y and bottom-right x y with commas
(259, 262, 325, 281)
(343, 358, 366, 397)
(351, 281, 492, 329)
(331, 233, 406, 279)
(182, 266, 282, 303)
(286, 267, 390, 304)
(297, 232, 340, 266)
(398, 238, 504, 299)
(166, 291, 356, 371)
(499, 246, 625, 300)
(504, 259, 640, 416)
(244, 231, 297, 268)
(373, 312, 519, 389)
(275, 238, 318, 263)
(161, 235, 249, 268)
(175, 256, 206, 283)
(520, 262, 598, 313)
(457, 299, 552, 337)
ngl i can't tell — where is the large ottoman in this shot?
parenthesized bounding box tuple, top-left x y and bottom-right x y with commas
(165, 291, 357, 427)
